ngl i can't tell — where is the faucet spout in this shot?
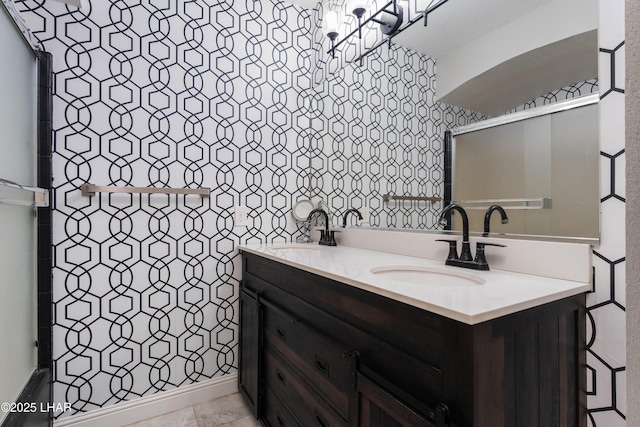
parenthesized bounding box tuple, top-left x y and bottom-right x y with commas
(439, 204, 472, 261)
(308, 208, 329, 233)
(342, 208, 363, 227)
(439, 204, 469, 242)
(483, 205, 509, 237)
(307, 208, 336, 246)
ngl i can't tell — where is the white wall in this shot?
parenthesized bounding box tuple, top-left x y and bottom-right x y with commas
(626, 0, 640, 424)
(437, 0, 598, 114)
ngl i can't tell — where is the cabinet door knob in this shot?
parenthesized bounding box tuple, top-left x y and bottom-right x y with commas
(276, 328, 286, 341)
(276, 370, 286, 384)
(315, 414, 327, 427)
(276, 413, 285, 426)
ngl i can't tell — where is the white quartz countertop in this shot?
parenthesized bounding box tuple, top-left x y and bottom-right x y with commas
(239, 243, 591, 325)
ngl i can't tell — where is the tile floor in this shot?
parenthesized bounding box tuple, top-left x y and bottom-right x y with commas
(123, 393, 261, 427)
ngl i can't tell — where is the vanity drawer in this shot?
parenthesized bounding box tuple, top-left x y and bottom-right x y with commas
(262, 300, 354, 419)
(264, 348, 350, 427)
(263, 385, 301, 427)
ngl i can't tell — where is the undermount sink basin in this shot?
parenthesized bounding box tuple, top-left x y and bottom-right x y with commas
(370, 265, 485, 286)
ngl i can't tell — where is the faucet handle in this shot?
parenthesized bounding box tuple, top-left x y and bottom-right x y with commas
(326, 230, 338, 246)
(477, 242, 507, 247)
(436, 239, 459, 261)
(474, 242, 506, 268)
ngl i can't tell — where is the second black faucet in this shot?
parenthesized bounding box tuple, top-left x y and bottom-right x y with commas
(437, 203, 506, 270)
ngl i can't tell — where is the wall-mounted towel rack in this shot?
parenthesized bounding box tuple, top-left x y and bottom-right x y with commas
(81, 183, 211, 198)
(383, 194, 441, 203)
(0, 178, 49, 207)
(452, 197, 552, 210)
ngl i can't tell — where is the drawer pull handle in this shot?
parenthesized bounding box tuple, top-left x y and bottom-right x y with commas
(315, 358, 328, 375)
(276, 413, 285, 426)
(276, 328, 286, 341)
(276, 370, 286, 384)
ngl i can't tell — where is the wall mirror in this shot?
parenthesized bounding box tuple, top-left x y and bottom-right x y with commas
(309, 0, 600, 242)
(446, 96, 599, 242)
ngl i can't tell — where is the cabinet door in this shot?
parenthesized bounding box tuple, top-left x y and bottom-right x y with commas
(238, 286, 261, 417)
(262, 298, 355, 422)
(357, 373, 435, 427)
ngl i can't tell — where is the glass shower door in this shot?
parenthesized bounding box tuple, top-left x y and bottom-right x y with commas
(0, 4, 38, 423)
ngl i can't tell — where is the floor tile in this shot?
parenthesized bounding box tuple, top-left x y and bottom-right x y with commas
(219, 415, 262, 427)
(124, 407, 199, 427)
(193, 393, 255, 427)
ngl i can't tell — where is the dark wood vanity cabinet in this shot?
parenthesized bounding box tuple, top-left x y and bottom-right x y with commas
(238, 287, 261, 417)
(239, 252, 586, 427)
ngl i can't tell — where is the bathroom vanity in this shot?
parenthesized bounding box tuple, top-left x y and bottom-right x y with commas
(238, 243, 589, 427)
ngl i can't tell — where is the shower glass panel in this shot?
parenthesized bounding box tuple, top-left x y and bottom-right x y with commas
(0, 5, 38, 422)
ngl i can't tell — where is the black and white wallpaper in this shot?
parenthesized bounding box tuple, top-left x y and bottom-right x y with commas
(13, 0, 312, 417)
(309, 44, 484, 228)
(506, 78, 599, 113)
(7, 0, 627, 425)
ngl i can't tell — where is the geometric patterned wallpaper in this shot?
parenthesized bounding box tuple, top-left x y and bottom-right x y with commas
(310, 43, 485, 229)
(7, 0, 628, 424)
(506, 78, 599, 114)
(13, 0, 311, 418)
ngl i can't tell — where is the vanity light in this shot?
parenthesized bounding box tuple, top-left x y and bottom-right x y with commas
(323, 1, 341, 58)
(351, 1, 367, 38)
(371, 2, 403, 36)
(325, 0, 449, 62)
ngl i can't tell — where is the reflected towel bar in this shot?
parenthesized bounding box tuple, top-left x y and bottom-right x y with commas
(0, 178, 49, 207)
(383, 194, 441, 203)
(81, 183, 211, 198)
(453, 197, 552, 210)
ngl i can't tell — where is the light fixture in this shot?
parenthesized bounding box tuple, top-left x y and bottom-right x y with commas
(325, 0, 449, 63)
(372, 3, 403, 36)
(323, 1, 341, 58)
(351, 1, 367, 38)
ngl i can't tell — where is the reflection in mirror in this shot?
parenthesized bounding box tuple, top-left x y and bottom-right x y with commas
(310, 45, 485, 229)
(447, 96, 599, 242)
(310, 0, 599, 241)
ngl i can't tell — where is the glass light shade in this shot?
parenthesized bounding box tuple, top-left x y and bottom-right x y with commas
(324, 9, 340, 36)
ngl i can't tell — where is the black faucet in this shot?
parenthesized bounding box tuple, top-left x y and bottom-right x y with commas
(437, 203, 505, 270)
(307, 208, 337, 246)
(483, 205, 509, 237)
(438, 204, 473, 261)
(342, 208, 363, 227)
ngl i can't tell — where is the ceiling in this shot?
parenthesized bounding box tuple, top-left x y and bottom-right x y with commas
(392, 0, 554, 59)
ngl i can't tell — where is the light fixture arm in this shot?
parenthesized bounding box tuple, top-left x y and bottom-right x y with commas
(347, 0, 450, 64)
(327, 31, 339, 58)
(353, 7, 366, 39)
(328, 0, 392, 56)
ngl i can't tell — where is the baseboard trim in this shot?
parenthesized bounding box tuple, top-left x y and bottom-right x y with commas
(54, 374, 238, 427)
